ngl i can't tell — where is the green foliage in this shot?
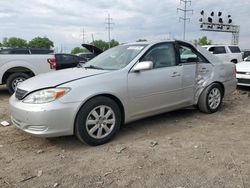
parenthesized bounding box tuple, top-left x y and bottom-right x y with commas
(71, 47, 88, 54)
(136, 39, 147, 42)
(194, 36, 212, 46)
(110, 39, 119, 48)
(2, 37, 28, 48)
(28, 37, 54, 49)
(91, 39, 119, 51)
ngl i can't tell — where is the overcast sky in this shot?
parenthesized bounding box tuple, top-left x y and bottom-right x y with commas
(0, 0, 249, 52)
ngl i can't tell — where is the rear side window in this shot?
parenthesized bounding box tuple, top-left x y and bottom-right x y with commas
(209, 46, 226, 54)
(0, 49, 11, 54)
(229, 46, 241, 53)
(178, 45, 207, 63)
(30, 49, 54, 54)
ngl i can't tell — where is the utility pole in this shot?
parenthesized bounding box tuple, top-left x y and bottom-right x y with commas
(82, 27, 85, 44)
(91, 33, 95, 43)
(105, 13, 114, 48)
(177, 0, 193, 40)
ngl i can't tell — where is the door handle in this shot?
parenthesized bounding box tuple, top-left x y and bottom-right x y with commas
(199, 68, 208, 73)
(171, 72, 181, 77)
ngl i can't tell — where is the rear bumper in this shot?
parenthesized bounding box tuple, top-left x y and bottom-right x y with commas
(236, 74, 250, 86)
(223, 78, 237, 97)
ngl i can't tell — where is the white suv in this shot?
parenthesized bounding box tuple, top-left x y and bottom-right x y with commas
(203, 45, 242, 63)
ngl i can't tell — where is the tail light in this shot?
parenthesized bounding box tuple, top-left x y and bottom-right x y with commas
(47, 58, 56, 70)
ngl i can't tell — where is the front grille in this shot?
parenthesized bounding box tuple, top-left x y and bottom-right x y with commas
(237, 78, 250, 84)
(237, 71, 250, 75)
(237, 72, 246, 74)
(15, 88, 28, 100)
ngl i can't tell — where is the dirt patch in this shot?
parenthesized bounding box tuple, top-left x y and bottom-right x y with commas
(0, 85, 250, 188)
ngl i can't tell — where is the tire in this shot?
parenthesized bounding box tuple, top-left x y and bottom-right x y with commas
(231, 59, 237, 64)
(6, 73, 30, 94)
(198, 83, 223, 113)
(75, 96, 121, 146)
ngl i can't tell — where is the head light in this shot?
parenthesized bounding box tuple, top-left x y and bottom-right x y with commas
(23, 88, 70, 104)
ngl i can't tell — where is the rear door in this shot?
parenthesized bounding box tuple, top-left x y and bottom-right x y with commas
(176, 41, 213, 104)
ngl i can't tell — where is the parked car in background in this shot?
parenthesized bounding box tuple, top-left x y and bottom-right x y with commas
(0, 48, 54, 54)
(76, 44, 103, 63)
(203, 45, 242, 63)
(236, 56, 250, 86)
(10, 40, 237, 146)
(52, 54, 86, 70)
(242, 49, 250, 60)
(0, 53, 85, 93)
(76, 52, 95, 61)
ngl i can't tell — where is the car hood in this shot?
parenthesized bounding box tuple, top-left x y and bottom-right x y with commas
(236, 62, 250, 72)
(17, 68, 109, 92)
(81, 44, 103, 56)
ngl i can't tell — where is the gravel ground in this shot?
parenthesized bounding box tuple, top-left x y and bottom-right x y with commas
(0, 85, 250, 188)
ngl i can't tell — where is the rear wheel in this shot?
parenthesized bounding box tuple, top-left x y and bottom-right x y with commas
(198, 83, 223, 113)
(231, 59, 237, 64)
(75, 96, 121, 146)
(6, 73, 30, 94)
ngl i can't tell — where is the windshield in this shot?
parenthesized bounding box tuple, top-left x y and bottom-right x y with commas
(84, 44, 146, 70)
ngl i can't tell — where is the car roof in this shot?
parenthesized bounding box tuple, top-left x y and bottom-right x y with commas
(202, 44, 239, 47)
(124, 40, 176, 46)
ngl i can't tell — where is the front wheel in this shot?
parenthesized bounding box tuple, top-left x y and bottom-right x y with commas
(75, 96, 121, 146)
(6, 73, 30, 94)
(198, 83, 223, 113)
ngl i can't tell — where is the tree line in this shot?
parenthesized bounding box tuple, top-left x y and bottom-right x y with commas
(0, 37, 54, 49)
(0, 36, 213, 53)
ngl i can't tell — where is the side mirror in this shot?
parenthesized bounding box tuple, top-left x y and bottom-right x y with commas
(132, 61, 153, 72)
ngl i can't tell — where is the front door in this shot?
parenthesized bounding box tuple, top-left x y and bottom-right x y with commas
(127, 42, 183, 119)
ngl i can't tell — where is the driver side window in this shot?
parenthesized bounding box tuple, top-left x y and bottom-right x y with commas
(141, 43, 176, 69)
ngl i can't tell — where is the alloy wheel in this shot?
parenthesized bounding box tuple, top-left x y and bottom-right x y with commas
(86, 105, 116, 139)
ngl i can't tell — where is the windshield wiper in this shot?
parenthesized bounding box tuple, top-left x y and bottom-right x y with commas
(84, 65, 104, 70)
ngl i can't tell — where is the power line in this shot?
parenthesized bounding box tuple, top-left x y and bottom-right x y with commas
(177, 0, 193, 40)
(105, 13, 114, 48)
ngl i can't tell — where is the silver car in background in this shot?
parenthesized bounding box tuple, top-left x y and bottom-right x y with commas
(9, 40, 237, 145)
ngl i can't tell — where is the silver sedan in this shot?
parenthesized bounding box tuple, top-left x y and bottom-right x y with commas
(10, 40, 237, 145)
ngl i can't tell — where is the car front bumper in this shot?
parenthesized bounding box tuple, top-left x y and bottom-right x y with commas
(236, 73, 250, 86)
(9, 95, 81, 137)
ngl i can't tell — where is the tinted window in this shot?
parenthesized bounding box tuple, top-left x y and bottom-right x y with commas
(229, 46, 241, 53)
(209, 46, 226, 54)
(30, 49, 54, 54)
(243, 51, 250, 59)
(0, 49, 11, 54)
(12, 49, 30, 54)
